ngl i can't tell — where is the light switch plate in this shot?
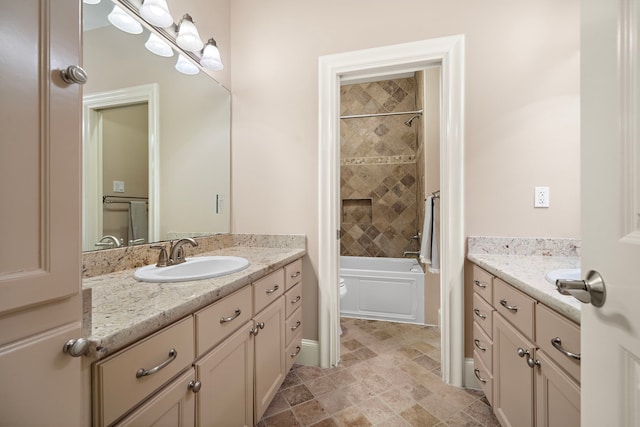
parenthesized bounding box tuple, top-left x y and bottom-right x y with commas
(113, 180, 125, 193)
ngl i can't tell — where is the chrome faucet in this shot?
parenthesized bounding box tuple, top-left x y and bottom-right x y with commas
(403, 251, 420, 258)
(168, 238, 198, 265)
(95, 235, 122, 249)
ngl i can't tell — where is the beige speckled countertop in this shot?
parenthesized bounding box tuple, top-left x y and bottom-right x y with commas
(467, 237, 582, 324)
(83, 245, 305, 359)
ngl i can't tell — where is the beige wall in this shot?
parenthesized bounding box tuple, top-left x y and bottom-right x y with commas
(229, 0, 580, 341)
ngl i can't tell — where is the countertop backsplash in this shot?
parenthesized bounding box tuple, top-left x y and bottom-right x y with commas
(82, 233, 306, 278)
(467, 236, 580, 257)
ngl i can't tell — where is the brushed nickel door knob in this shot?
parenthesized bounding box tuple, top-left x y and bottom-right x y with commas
(60, 65, 88, 85)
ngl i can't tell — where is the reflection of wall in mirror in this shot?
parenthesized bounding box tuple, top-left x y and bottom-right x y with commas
(101, 103, 149, 243)
(83, 24, 231, 243)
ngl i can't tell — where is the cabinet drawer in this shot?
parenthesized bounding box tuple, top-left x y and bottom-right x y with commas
(285, 307, 303, 346)
(93, 317, 195, 427)
(493, 278, 535, 340)
(472, 265, 493, 304)
(285, 331, 303, 372)
(473, 293, 494, 338)
(195, 286, 253, 357)
(473, 350, 493, 407)
(284, 259, 302, 290)
(473, 321, 493, 373)
(254, 269, 285, 314)
(536, 303, 581, 383)
(285, 283, 303, 318)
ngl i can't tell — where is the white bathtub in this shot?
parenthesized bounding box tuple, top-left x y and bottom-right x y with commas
(340, 256, 425, 324)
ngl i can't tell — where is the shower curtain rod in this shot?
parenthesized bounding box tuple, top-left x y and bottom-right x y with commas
(340, 109, 423, 120)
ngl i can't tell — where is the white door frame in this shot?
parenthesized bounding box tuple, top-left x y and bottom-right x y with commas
(82, 83, 160, 250)
(318, 36, 466, 385)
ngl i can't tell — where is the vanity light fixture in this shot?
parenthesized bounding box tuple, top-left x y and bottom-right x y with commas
(139, 0, 173, 28)
(145, 33, 174, 57)
(200, 38, 224, 71)
(83, 0, 101, 4)
(176, 14, 204, 52)
(108, 4, 143, 34)
(175, 54, 200, 75)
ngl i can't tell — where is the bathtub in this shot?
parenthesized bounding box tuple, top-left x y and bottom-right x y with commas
(340, 256, 425, 324)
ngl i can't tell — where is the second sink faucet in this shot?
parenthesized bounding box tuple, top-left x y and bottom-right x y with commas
(169, 238, 198, 265)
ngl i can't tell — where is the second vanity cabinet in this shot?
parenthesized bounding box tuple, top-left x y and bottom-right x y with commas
(92, 258, 303, 427)
(471, 264, 580, 427)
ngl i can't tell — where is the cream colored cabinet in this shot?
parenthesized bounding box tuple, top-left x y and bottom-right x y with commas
(472, 264, 580, 427)
(195, 321, 254, 427)
(0, 1, 84, 425)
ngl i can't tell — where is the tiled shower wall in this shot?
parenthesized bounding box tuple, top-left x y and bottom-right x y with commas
(340, 77, 421, 258)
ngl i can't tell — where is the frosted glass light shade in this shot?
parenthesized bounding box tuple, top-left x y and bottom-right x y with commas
(140, 0, 173, 28)
(83, 0, 101, 4)
(107, 5, 143, 34)
(176, 15, 204, 52)
(200, 39, 224, 71)
(145, 33, 174, 57)
(175, 54, 199, 75)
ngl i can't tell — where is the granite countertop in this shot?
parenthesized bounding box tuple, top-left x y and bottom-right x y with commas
(83, 245, 305, 359)
(467, 253, 581, 323)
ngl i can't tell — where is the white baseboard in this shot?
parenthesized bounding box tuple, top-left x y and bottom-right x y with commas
(296, 339, 320, 366)
(464, 357, 481, 389)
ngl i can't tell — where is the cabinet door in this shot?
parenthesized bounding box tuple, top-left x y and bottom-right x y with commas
(493, 313, 535, 427)
(535, 351, 580, 427)
(195, 321, 254, 427)
(254, 295, 286, 422)
(115, 370, 196, 427)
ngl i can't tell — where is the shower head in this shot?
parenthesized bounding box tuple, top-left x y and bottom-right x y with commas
(404, 114, 421, 127)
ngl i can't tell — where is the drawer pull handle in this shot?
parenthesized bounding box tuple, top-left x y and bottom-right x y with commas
(291, 296, 301, 304)
(290, 346, 301, 358)
(473, 309, 487, 319)
(136, 349, 177, 378)
(291, 320, 301, 331)
(220, 308, 241, 324)
(250, 322, 265, 336)
(266, 285, 280, 294)
(290, 271, 301, 278)
(473, 368, 488, 384)
(551, 337, 581, 361)
(473, 280, 487, 289)
(474, 339, 487, 352)
(499, 299, 519, 312)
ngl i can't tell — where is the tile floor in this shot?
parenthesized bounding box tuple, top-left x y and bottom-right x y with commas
(257, 317, 500, 427)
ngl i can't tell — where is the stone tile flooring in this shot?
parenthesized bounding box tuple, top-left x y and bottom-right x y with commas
(257, 317, 500, 427)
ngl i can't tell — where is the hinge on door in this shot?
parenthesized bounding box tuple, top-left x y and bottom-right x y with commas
(337, 229, 340, 240)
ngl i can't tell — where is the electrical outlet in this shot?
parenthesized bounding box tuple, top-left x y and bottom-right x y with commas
(534, 186, 550, 208)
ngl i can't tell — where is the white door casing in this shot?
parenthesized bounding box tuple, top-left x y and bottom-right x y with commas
(581, 0, 640, 425)
(318, 36, 465, 385)
(82, 84, 160, 250)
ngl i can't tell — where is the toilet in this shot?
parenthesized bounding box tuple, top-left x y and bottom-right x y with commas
(339, 278, 346, 335)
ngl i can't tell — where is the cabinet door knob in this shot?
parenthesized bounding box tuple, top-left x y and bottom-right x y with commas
(60, 65, 88, 85)
(188, 380, 202, 393)
(62, 338, 89, 357)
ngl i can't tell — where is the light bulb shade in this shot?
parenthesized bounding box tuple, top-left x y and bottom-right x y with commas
(83, 0, 101, 4)
(140, 0, 173, 27)
(176, 15, 204, 52)
(175, 54, 199, 75)
(200, 40, 224, 71)
(145, 33, 174, 57)
(107, 5, 143, 34)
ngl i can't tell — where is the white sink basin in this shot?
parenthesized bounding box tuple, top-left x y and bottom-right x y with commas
(545, 268, 581, 284)
(134, 256, 250, 283)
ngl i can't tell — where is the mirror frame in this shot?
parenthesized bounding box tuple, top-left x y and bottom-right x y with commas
(82, 84, 160, 251)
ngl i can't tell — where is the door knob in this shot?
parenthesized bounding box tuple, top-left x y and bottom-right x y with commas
(556, 269, 606, 307)
(60, 65, 88, 85)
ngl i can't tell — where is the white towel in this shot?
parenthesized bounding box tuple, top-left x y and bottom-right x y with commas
(419, 196, 440, 273)
(128, 201, 148, 243)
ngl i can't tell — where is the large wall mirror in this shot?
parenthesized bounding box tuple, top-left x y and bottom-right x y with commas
(82, 2, 231, 251)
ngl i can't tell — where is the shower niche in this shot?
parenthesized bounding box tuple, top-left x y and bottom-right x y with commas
(342, 199, 373, 225)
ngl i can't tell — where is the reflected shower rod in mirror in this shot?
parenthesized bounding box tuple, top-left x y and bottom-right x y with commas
(339, 109, 423, 120)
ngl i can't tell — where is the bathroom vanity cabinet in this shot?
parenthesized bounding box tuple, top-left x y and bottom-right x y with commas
(91, 259, 303, 427)
(471, 264, 580, 427)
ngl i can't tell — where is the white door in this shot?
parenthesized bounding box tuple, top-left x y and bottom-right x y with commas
(582, 0, 640, 425)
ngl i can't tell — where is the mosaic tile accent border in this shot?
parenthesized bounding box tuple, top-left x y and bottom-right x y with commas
(467, 236, 581, 257)
(341, 155, 416, 166)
